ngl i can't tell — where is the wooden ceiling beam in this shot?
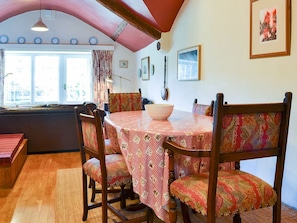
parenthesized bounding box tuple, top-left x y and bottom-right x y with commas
(96, 0, 161, 40)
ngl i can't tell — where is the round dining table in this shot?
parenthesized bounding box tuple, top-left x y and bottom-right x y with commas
(104, 110, 217, 222)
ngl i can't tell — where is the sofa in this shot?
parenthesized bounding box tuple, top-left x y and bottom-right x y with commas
(0, 104, 84, 154)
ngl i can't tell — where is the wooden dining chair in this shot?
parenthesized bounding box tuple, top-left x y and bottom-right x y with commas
(192, 99, 214, 116)
(83, 102, 127, 202)
(74, 107, 149, 223)
(163, 92, 292, 223)
(107, 89, 142, 113)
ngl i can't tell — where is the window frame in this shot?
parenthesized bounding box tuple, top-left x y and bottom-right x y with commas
(4, 50, 93, 107)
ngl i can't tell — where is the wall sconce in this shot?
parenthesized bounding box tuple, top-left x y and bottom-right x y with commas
(137, 69, 142, 78)
(150, 64, 155, 75)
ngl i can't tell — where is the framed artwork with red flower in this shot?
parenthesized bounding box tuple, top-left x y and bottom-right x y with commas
(250, 0, 291, 59)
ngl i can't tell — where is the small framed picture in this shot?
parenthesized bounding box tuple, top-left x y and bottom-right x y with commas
(119, 60, 128, 68)
(141, 56, 150, 80)
(250, 0, 291, 59)
(177, 45, 201, 81)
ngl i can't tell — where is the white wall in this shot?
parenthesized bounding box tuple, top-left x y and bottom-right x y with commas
(136, 0, 297, 209)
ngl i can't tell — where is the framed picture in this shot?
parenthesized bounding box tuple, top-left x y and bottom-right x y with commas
(250, 0, 291, 59)
(177, 45, 201, 81)
(141, 56, 150, 80)
(119, 60, 128, 68)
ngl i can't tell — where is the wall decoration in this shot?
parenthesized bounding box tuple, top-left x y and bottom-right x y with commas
(70, 38, 78, 45)
(17, 37, 26, 44)
(119, 60, 128, 68)
(0, 35, 9, 44)
(34, 37, 42, 44)
(141, 56, 150, 80)
(150, 64, 155, 75)
(137, 69, 142, 78)
(177, 45, 201, 81)
(89, 36, 98, 45)
(51, 37, 59, 44)
(250, 0, 291, 59)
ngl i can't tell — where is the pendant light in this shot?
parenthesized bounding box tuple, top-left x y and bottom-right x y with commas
(31, 0, 48, 32)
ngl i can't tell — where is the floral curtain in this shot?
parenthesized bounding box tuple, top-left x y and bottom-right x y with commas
(0, 49, 4, 107)
(92, 50, 113, 108)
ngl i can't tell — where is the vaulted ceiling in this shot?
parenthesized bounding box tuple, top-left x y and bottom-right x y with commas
(0, 0, 184, 52)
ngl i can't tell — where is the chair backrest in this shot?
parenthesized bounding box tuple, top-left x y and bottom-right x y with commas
(83, 102, 106, 125)
(208, 92, 292, 212)
(192, 98, 214, 116)
(108, 89, 142, 113)
(83, 102, 97, 115)
(74, 107, 106, 169)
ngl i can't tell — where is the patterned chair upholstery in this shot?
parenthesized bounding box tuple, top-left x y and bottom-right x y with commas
(108, 89, 142, 113)
(74, 108, 148, 223)
(83, 102, 115, 154)
(163, 92, 292, 223)
(192, 99, 214, 116)
(189, 98, 234, 174)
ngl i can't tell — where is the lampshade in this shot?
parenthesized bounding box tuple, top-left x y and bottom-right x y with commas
(31, 17, 48, 32)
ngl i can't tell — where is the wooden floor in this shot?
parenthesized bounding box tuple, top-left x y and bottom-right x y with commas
(0, 152, 296, 223)
(0, 152, 81, 223)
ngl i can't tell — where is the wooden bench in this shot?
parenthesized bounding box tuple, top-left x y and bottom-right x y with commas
(0, 133, 28, 188)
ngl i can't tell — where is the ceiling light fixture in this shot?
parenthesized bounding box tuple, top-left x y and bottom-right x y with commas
(31, 0, 48, 32)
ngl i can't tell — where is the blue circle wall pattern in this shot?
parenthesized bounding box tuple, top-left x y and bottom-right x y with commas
(51, 37, 59, 44)
(17, 37, 26, 44)
(0, 35, 9, 44)
(70, 38, 78, 45)
(89, 36, 98, 45)
(34, 37, 42, 44)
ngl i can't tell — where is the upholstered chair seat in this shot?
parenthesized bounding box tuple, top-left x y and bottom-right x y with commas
(83, 154, 131, 187)
(170, 170, 277, 217)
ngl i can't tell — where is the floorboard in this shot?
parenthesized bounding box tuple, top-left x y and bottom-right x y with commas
(0, 152, 296, 223)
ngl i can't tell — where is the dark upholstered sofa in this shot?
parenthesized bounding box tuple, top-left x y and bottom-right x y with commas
(0, 104, 84, 154)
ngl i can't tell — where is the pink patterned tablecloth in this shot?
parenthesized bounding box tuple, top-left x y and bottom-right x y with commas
(104, 110, 214, 222)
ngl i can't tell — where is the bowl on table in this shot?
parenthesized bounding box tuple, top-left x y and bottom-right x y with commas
(145, 104, 174, 120)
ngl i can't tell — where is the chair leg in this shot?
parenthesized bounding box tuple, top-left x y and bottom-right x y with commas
(90, 179, 96, 202)
(180, 202, 191, 223)
(233, 213, 241, 223)
(129, 184, 135, 200)
(120, 184, 127, 209)
(88, 176, 92, 188)
(101, 185, 108, 223)
(273, 202, 281, 223)
(168, 196, 177, 223)
(147, 207, 154, 223)
(82, 173, 89, 221)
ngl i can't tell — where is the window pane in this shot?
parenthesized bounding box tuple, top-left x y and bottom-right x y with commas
(65, 57, 91, 102)
(3, 51, 92, 106)
(34, 56, 59, 103)
(4, 55, 32, 105)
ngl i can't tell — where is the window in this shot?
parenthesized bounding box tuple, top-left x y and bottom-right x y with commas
(4, 51, 92, 106)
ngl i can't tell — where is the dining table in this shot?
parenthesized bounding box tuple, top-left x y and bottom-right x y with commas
(104, 110, 216, 222)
